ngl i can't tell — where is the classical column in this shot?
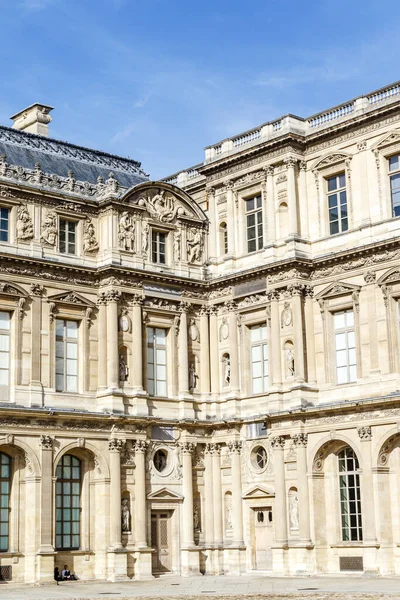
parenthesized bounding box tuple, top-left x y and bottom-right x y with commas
(212, 444, 223, 545)
(97, 293, 107, 390)
(292, 433, 311, 543)
(209, 307, 219, 395)
(134, 440, 149, 547)
(199, 307, 210, 394)
(178, 302, 190, 396)
(290, 284, 305, 382)
(131, 295, 144, 391)
(227, 302, 239, 394)
(268, 292, 282, 386)
(271, 436, 287, 545)
(228, 441, 243, 544)
(264, 165, 276, 245)
(106, 290, 121, 390)
(180, 442, 196, 546)
(109, 438, 125, 550)
(204, 444, 215, 546)
(39, 435, 54, 553)
(284, 157, 299, 237)
(304, 286, 316, 385)
(298, 161, 309, 238)
(358, 427, 377, 543)
(30, 284, 43, 387)
(207, 187, 217, 261)
(226, 181, 236, 256)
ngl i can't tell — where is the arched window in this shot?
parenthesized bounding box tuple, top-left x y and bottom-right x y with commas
(56, 454, 81, 550)
(219, 222, 228, 255)
(338, 447, 362, 541)
(0, 452, 11, 552)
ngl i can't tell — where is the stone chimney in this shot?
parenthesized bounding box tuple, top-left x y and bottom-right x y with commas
(10, 103, 54, 137)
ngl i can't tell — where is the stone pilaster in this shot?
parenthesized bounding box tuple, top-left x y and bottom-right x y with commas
(289, 284, 305, 383)
(108, 438, 125, 550)
(357, 426, 379, 574)
(97, 293, 107, 390)
(264, 165, 276, 245)
(105, 290, 121, 391)
(199, 306, 210, 394)
(228, 441, 243, 544)
(38, 435, 54, 582)
(226, 181, 236, 256)
(209, 307, 219, 396)
(226, 302, 239, 395)
(284, 157, 299, 238)
(179, 441, 200, 575)
(268, 291, 282, 387)
(271, 436, 287, 545)
(292, 433, 311, 544)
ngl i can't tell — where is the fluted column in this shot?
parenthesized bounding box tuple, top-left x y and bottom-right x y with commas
(265, 165, 276, 245)
(106, 290, 121, 390)
(299, 161, 309, 238)
(212, 444, 223, 545)
(97, 294, 107, 390)
(292, 433, 311, 543)
(131, 295, 144, 391)
(228, 441, 243, 544)
(30, 284, 43, 386)
(304, 286, 316, 384)
(134, 440, 149, 547)
(209, 307, 219, 394)
(227, 302, 239, 393)
(199, 307, 210, 394)
(226, 181, 236, 256)
(271, 436, 287, 545)
(108, 438, 125, 549)
(207, 187, 217, 262)
(39, 435, 54, 552)
(204, 444, 215, 546)
(180, 442, 196, 546)
(268, 292, 282, 386)
(178, 302, 190, 396)
(290, 284, 305, 383)
(284, 157, 299, 237)
(358, 427, 377, 543)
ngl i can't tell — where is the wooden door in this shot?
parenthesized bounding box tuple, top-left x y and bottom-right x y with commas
(254, 507, 273, 570)
(151, 512, 171, 573)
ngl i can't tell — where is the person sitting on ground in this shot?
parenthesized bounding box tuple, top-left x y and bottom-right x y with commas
(54, 566, 61, 585)
(61, 564, 76, 580)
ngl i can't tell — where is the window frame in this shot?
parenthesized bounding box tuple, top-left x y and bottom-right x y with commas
(249, 323, 269, 394)
(338, 446, 363, 542)
(244, 194, 263, 253)
(219, 222, 228, 256)
(326, 172, 348, 236)
(0, 452, 11, 552)
(55, 454, 81, 550)
(388, 154, 400, 218)
(147, 326, 168, 397)
(0, 207, 9, 243)
(333, 309, 357, 385)
(151, 230, 167, 265)
(0, 311, 10, 389)
(55, 318, 79, 393)
(59, 218, 77, 255)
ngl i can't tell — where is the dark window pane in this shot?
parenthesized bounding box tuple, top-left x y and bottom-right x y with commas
(339, 173, 346, 188)
(328, 194, 338, 208)
(327, 176, 337, 192)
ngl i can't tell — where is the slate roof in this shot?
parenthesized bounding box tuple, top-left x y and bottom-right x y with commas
(0, 125, 149, 189)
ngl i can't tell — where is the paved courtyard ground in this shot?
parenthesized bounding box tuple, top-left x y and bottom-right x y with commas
(1, 575, 400, 600)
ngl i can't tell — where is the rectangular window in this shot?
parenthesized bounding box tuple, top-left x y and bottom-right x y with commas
(0, 208, 9, 243)
(59, 220, 77, 254)
(334, 309, 356, 384)
(0, 453, 10, 552)
(152, 231, 166, 264)
(0, 312, 10, 387)
(250, 324, 268, 394)
(55, 319, 78, 392)
(245, 195, 263, 253)
(327, 173, 348, 235)
(147, 327, 167, 396)
(389, 155, 400, 217)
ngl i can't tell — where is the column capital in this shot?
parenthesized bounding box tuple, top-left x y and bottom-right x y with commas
(263, 165, 275, 177)
(179, 300, 191, 314)
(292, 432, 308, 447)
(134, 439, 149, 453)
(179, 441, 197, 455)
(30, 283, 44, 297)
(224, 300, 237, 312)
(228, 440, 242, 455)
(206, 185, 216, 197)
(105, 290, 121, 304)
(284, 156, 298, 169)
(267, 290, 280, 302)
(108, 438, 125, 452)
(40, 435, 53, 449)
(288, 283, 305, 297)
(299, 160, 307, 171)
(270, 435, 285, 449)
(358, 426, 372, 441)
(130, 293, 144, 306)
(303, 284, 314, 298)
(199, 304, 209, 316)
(97, 292, 107, 305)
(224, 180, 234, 191)
(204, 442, 222, 455)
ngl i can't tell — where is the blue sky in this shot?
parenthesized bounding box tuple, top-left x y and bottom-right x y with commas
(0, 0, 399, 178)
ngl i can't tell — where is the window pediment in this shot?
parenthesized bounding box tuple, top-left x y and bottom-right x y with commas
(48, 291, 95, 307)
(0, 282, 27, 298)
(377, 267, 400, 286)
(242, 485, 274, 499)
(371, 129, 400, 152)
(146, 487, 183, 501)
(315, 281, 360, 300)
(312, 152, 352, 171)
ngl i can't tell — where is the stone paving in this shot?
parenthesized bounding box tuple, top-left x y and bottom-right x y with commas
(1, 575, 400, 600)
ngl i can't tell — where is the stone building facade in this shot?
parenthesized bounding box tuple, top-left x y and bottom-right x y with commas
(1, 83, 400, 582)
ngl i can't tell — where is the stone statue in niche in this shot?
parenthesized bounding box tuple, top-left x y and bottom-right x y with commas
(223, 355, 231, 386)
(193, 503, 201, 531)
(289, 494, 299, 530)
(174, 230, 181, 262)
(40, 211, 57, 246)
(189, 362, 199, 391)
(142, 221, 149, 256)
(226, 503, 233, 530)
(286, 347, 295, 377)
(118, 211, 135, 252)
(83, 219, 99, 253)
(119, 355, 129, 381)
(187, 227, 202, 263)
(281, 302, 293, 328)
(121, 498, 130, 532)
(16, 205, 33, 241)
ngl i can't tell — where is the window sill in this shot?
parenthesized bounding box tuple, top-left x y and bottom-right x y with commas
(330, 542, 380, 548)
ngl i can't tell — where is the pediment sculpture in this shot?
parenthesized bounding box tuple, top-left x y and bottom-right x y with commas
(135, 189, 190, 222)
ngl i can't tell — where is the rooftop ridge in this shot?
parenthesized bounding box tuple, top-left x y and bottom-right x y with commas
(0, 124, 148, 177)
